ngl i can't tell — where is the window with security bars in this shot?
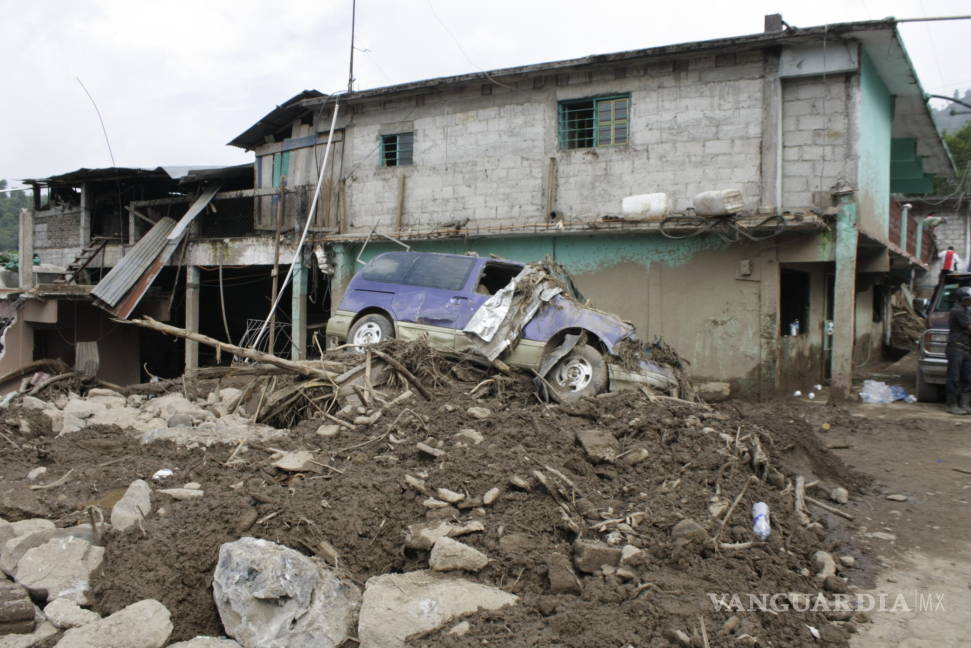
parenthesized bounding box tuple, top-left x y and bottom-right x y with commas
(557, 95, 630, 149)
(381, 132, 414, 166)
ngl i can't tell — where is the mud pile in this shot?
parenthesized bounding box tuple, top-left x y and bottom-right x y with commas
(0, 341, 870, 647)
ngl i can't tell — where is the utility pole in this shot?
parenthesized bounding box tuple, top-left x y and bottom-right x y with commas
(348, 0, 356, 93)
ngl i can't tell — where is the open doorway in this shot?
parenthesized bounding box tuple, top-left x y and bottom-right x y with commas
(780, 269, 810, 337)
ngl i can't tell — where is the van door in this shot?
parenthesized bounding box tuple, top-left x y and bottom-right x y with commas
(394, 254, 477, 348)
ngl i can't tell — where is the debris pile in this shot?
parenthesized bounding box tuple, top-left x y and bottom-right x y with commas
(0, 340, 869, 647)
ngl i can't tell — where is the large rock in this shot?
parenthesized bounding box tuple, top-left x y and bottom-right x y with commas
(212, 537, 360, 648)
(572, 539, 621, 574)
(429, 537, 489, 572)
(140, 394, 210, 423)
(697, 381, 731, 403)
(357, 570, 518, 648)
(1, 524, 95, 577)
(53, 599, 171, 648)
(575, 428, 619, 463)
(0, 581, 35, 634)
(546, 553, 581, 594)
(0, 519, 54, 549)
(166, 638, 241, 648)
(15, 536, 105, 604)
(110, 480, 152, 532)
(0, 621, 58, 648)
(62, 399, 106, 420)
(0, 482, 49, 521)
(43, 598, 100, 629)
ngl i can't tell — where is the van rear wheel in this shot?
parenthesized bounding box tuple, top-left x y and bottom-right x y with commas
(915, 368, 941, 402)
(547, 344, 607, 402)
(347, 314, 394, 350)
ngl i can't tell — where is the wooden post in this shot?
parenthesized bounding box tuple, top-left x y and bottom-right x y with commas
(18, 208, 34, 289)
(268, 180, 286, 355)
(394, 175, 406, 232)
(185, 266, 200, 373)
(79, 183, 91, 247)
(830, 193, 858, 401)
(127, 201, 137, 245)
(291, 253, 308, 361)
(545, 158, 557, 221)
(337, 180, 347, 234)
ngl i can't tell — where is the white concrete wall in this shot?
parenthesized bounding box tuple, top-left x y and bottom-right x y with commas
(781, 75, 855, 209)
(334, 49, 773, 233)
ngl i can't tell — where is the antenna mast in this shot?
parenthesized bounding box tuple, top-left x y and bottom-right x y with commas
(348, 0, 357, 93)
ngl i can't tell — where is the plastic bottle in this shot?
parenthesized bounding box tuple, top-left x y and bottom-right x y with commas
(752, 502, 771, 540)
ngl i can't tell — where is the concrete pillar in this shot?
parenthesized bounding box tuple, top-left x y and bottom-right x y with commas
(329, 243, 355, 316)
(185, 266, 200, 372)
(18, 208, 34, 289)
(759, 54, 782, 211)
(291, 255, 308, 360)
(79, 183, 91, 247)
(757, 252, 780, 399)
(830, 194, 858, 401)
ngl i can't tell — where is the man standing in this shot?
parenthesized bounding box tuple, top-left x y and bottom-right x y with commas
(939, 246, 962, 276)
(945, 286, 971, 414)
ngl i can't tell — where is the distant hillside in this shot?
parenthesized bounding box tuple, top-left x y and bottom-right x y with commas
(0, 181, 27, 252)
(932, 89, 971, 135)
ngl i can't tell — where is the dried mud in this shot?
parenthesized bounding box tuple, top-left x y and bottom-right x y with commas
(0, 354, 874, 646)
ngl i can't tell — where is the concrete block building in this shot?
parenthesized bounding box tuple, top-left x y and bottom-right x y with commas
(5, 15, 953, 398)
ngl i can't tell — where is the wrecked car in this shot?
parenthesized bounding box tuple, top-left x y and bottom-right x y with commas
(325, 251, 674, 401)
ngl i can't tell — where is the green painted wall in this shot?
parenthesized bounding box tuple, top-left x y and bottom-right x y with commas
(336, 232, 725, 278)
(857, 50, 893, 239)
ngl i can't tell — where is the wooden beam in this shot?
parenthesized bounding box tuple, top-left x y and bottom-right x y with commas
(132, 186, 291, 208)
(395, 175, 406, 232)
(117, 316, 339, 380)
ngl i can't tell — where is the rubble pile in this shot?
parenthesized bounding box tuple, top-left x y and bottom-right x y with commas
(0, 340, 868, 647)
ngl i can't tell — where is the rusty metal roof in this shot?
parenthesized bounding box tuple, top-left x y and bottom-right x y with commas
(228, 90, 326, 150)
(90, 217, 176, 308)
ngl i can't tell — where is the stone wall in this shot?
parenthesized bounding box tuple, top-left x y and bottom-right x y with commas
(33, 208, 81, 267)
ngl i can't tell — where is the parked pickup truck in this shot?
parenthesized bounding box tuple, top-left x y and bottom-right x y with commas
(916, 273, 971, 401)
(325, 251, 675, 401)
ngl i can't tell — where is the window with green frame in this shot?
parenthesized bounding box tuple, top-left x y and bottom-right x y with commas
(271, 151, 290, 187)
(557, 95, 630, 149)
(381, 132, 414, 166)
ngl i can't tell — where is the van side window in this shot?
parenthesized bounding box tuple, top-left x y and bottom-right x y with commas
(404, 255, 475, 291)
(477, 263, 521, 295)
(361, 253, 416, 283)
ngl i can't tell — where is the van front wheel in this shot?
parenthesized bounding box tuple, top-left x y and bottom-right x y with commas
(547, 344, 607, 402)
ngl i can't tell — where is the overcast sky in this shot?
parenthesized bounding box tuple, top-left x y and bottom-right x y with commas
(1, 0, 968, 187)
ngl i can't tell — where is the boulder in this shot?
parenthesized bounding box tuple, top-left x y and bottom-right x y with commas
(1, 524, 95, 577)
(62, 399, 106, 420)
(0, 482, 49, 522)
(429, 537, 489, 572)
(53, 599, 171, 648)
(575, 428, 619, 463)
(404, 521, 485, 551)
(572, 539, 621, 574)
(157, 488, 204, 501)
(697, 381, 731, 402)
(466, 407, 491, 420)
(140, 393, 210, 423)
(18, 396, 48, 411)
(357, 570, 518, 648)
(0, 519, 54, 549)
(110, 480, 152, 532)
(546, 553, 581, 594)
(0, 581, 35, 634)
(43, 598, 100, 629)
(0, 621, 58, 648)
(86, 390, 127, 410)
(60, 413, 85, 435)
(42, 410, 64, 435)
(167, 413, 194, 428)
(672, 519, 708, 545)
(15, 536, 104, 604)
(167, 639, 242, 648)
(212, 537, 360, 648)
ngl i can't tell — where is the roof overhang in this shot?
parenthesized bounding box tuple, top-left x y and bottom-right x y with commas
(228, 90, 326, 150)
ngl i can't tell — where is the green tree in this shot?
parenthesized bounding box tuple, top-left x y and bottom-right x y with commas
(0, 180, 29, 252)
(945, 120, 971, 176)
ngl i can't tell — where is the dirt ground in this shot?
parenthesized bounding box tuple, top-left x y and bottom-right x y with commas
(2, 345, 967, 647)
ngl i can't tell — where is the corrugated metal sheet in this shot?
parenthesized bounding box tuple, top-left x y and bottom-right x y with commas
(90, 217, 176, 307)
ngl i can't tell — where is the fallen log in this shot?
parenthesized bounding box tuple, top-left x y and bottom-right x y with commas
(0, 358, 71, 390)
(369, 348, 431, 400)
(27, 371, 77, 396)
(116, 317, 339, 382)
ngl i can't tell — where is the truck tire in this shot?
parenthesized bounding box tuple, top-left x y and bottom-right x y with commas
(915, 368, 941, 402)
(547, 344, 608, 402)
